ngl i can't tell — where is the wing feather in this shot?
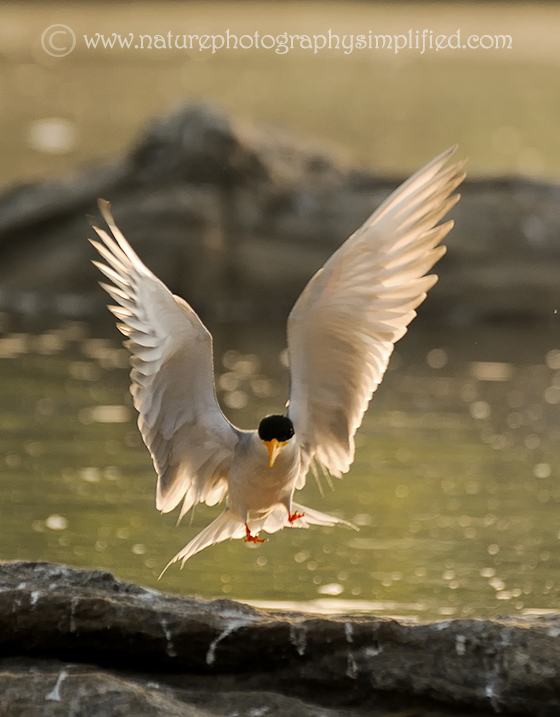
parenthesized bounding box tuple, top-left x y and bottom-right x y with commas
(90, 200, 238, 518)
(287, 147, 465, 481)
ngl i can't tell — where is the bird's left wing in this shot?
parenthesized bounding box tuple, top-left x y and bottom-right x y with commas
(287, 147, 466, 484)
(90, 200, 238, 520)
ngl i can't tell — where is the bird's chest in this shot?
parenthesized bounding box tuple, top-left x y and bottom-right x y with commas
(227, 439, 299, 507)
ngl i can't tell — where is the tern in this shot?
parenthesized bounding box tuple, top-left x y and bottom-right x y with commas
(89, 146, 465, 572)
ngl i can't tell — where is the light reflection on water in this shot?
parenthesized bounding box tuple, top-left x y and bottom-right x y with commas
(1, 313, 560, 621)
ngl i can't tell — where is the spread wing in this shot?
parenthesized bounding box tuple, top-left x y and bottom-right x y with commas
(287, 147, 465, 483)
(90, 200, 238, 521)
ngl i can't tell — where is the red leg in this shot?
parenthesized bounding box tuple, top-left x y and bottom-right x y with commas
(288, 511, 305, 524)
(244, 523, 265, 544)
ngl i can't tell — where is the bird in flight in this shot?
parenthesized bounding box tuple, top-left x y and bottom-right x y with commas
(90, 146, 465, 573)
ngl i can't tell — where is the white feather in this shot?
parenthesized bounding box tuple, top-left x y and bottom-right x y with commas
(89, 147, 465, 569)
(90, 201, 238, 518)
(287, 146, 465, 480)
(161, 502, 356, 573)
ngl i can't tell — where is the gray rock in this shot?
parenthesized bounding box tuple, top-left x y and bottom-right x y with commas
(0, 561, 559, 715)
(1, 103, 560, 321)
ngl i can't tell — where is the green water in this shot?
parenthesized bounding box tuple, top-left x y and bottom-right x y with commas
(1, 1, 560, 619)
(1, 314, 560, 621)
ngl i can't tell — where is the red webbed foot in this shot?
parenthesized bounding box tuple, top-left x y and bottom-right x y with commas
(244, 523, 265, 544)
(288, 511, 305, 524)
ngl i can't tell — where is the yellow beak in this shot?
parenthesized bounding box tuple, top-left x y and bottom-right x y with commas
(264, 438, 287, 467)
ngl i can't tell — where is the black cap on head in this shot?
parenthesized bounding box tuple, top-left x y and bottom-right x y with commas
(258, 414, 295, 442)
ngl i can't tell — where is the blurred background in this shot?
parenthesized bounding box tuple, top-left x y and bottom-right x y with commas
(1, 1, 560, 622)
(1, 1, 559, 187)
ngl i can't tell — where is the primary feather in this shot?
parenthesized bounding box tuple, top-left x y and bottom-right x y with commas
(287, 146, 466, 483)
(90, 200, 238, 522)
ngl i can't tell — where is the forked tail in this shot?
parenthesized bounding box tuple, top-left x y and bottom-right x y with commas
(160, 510, 246, 576)
(289, 502, 358, 531)
(159, 503, 357, 576)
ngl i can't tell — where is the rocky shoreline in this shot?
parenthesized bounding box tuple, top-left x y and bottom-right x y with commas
(1, 561, 559, 716)
(1, 103, 560, 323)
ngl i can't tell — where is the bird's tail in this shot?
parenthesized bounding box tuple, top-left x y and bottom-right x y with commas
(160, 509, 246, 577)
(286, 502, 358, 531)
(159, 504, 357, 577)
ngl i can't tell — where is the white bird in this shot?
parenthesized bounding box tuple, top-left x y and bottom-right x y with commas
(89, 146, 465, 573)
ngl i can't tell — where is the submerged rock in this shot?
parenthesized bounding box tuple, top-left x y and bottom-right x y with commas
(0, 561, 559, 715)
(0, 103, 560, 321)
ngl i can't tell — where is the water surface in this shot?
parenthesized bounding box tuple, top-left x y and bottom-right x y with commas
(1, 0, 559, 620)
(1, 314, 559, 621)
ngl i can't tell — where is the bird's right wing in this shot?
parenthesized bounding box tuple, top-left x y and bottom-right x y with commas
(90, 200, 238, 520)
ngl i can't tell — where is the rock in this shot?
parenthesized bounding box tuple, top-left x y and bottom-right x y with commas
(0, 658, 214, 717)
(1, 561, 559, 715)
(2, 657, 354, 717)
(1, 102, 560, 321)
